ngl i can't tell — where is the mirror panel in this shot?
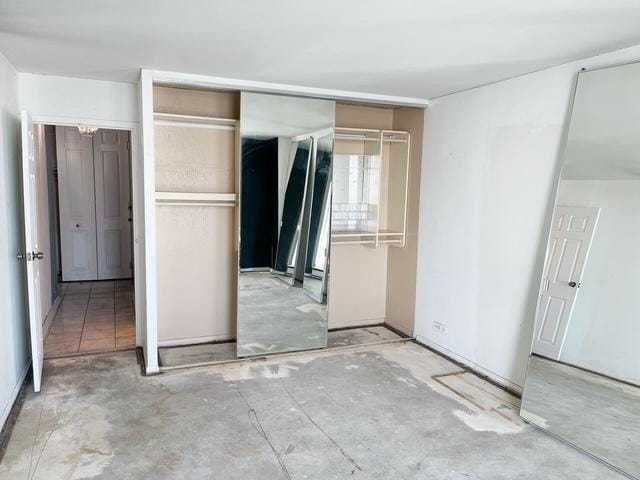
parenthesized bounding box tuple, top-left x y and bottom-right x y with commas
(302, 133, 333, 303)
(521, 61, 640, 479)
(237, 92, 335, 357)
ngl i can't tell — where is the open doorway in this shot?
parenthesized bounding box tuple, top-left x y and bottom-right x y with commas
(33, 124, 136, 358)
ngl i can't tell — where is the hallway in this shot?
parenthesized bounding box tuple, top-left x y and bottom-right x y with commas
(44, 280, 135, 357)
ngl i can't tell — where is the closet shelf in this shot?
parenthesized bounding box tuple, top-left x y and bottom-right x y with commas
(334, 127, 409, 144)
(155, 191, 237, 207)
(154, 112, 237, 131)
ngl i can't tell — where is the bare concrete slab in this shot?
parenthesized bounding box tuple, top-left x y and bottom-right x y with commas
(159, 326, 403, 369)
(0, 343, 625, 480)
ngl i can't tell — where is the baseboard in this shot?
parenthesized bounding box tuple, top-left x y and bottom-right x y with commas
(328, 318, 385, 330)
(383, 318, 413, 337)
(415, 335, 523, 396)
(43, 295, 62, 340)
(0, 363, 30, 432)
(157, 334, 234, 348)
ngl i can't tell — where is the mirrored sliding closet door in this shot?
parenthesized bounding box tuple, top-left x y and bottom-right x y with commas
(237, 92, 335, 357)
(521, 61, 640, 479)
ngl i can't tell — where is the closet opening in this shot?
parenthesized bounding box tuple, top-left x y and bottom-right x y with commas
(34, 124, 137, 358)
(148, 82, 424, 370)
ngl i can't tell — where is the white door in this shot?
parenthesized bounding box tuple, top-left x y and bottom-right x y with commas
(532, 205, 600, 360)
(21, 111, 44, 392)
(57, 126, 98, 281)
(93, 129, 132, 279)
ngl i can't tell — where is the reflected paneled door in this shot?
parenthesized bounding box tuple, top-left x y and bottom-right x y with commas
(532, 205, 599, 360)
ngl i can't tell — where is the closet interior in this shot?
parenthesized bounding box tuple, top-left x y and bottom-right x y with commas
(152, 85, 424, 361)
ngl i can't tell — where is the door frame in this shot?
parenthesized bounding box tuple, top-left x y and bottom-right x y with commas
(140, 70, 430, 374)
(30, 115, 145, 362)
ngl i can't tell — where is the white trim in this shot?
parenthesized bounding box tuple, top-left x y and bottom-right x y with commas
(140, 70, 159, 375)
(329, 318, 385, 330)
(31, 115, 138, 130)
(147, 69, 430, 108)
(0, 363, 30, 431)
(415, 335, 524, 395)
(158, 334, 234, 347)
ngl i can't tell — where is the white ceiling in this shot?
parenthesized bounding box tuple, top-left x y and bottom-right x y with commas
(1, 0, 640, 99)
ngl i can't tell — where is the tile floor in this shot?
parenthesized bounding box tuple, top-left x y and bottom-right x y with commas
(44, 280, 136, 358)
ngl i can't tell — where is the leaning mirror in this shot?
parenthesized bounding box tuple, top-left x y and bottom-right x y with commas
(521, 61, 640, 479)
(237, 92, 335, 357)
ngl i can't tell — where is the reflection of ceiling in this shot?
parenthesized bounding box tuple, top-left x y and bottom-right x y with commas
(563, 61, 640, 180)
(241, 93, 334, 138)
(2, 1, 640, 99)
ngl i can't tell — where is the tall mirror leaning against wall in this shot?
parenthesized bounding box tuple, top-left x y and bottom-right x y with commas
(520, 61, 640, 479)
(237, 92, 335, 358)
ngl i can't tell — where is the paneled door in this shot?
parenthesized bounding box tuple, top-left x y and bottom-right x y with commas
(56, 126, 97, 281)
(20, 111, 44, 392)
(532, 205, 600, 360)
(93, 129, 132, 279)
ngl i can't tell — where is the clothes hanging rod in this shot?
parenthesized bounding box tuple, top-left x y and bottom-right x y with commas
(154, 112, 237, 131)
(155, 191, 237, 206)
(155, 120, 236, 131)
(334, 134, 379, 142)
(330, 240, 377, 245)
(156, 202, 236, 207)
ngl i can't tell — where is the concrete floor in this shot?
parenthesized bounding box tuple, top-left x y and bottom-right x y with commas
(237, 272, 327, 357)
(159, 326, 404, 369)
(521, 355, 640, 478)
(0, 343, 625, 480)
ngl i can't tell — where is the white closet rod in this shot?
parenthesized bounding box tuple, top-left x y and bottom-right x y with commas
(156, 202, 236, 207)
(155, 192, 237, 207)
(155, 120, 235, 131)
(154, 112, 237, 131)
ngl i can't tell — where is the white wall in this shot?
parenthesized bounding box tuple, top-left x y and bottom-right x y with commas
(18, 73, 138, 125)
(0, 52, 29, 429)
(415, 44, 640, 391)
(558, 180, 640, 385)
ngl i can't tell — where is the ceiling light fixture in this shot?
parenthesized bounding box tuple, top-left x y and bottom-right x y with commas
(78, 126, 99, 136)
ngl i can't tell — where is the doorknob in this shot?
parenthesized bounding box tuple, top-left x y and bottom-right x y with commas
(16, 252, 26, 260)
(32, 251, 44, 260)
(568, 281, 577, 288)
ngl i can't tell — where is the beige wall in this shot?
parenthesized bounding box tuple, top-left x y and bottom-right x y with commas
(330, 104, 424, 332)
(154, 86, 239, 118)
(154, 86, 239, 345)
(385, 108, 425, 334)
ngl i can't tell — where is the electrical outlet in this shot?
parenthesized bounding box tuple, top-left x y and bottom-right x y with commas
(432, 321, 448, 334)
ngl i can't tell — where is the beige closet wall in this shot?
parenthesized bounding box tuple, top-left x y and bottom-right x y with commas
(330, 103, 424, 334)
(329, 104, 393, 328)
(154, 86, 239, 345)
(385, 108, 424, 335)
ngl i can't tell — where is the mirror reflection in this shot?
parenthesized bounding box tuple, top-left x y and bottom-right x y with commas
(237, 92, 335, 357)
(302, 134, 333, 303)
(521, 61, 640, 479)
